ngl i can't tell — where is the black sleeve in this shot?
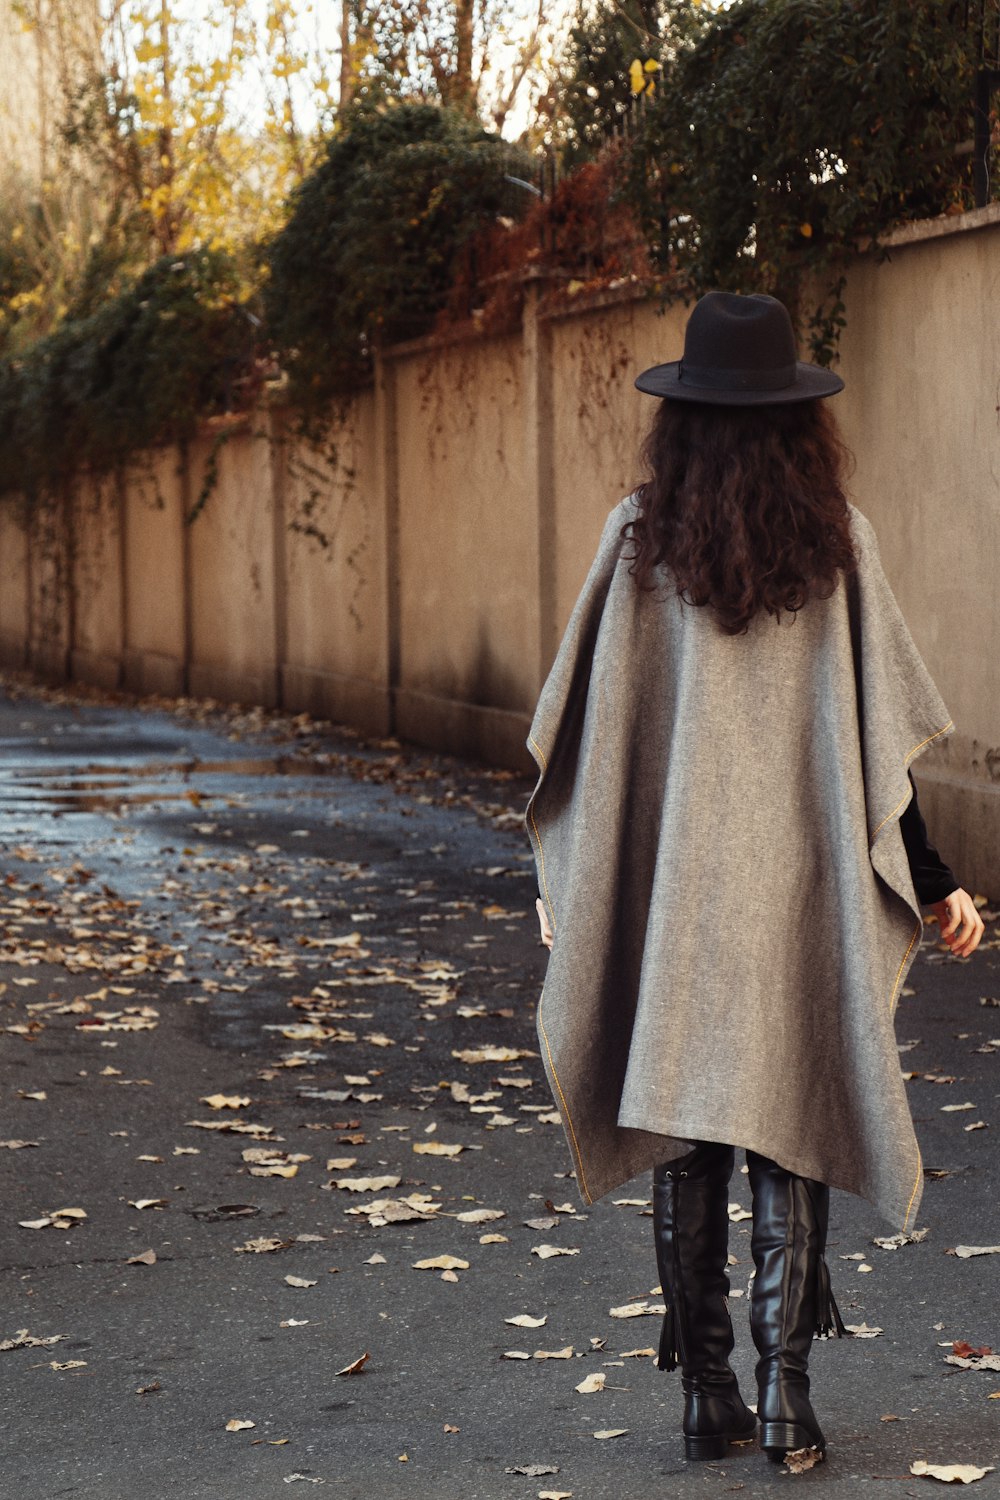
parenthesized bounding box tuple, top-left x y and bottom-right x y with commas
(899, 771, 958, 905)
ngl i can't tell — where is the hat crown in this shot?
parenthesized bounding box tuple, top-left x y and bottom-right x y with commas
(632, 288, 844, 405)
(683, 292, 797, 377)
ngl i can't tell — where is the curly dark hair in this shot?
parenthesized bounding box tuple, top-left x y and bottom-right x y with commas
(622, 397, 859, 635)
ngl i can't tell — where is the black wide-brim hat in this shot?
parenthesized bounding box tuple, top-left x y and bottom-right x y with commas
(634, 291, 844, 405)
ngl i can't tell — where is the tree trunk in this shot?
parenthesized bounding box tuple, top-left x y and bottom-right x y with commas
(452, 0, 476, 114)
(339, 0, 353, 111)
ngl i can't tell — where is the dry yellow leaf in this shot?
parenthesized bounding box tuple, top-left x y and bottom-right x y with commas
(332, 1175, 401, 1193)
(412, 1255, 469, 1271)
(910, 1460, 994, 1482)
(413, 1142, 464, 1157)
(575, 1372, 606, 1393)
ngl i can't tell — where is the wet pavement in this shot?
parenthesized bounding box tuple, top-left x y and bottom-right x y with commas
(0, 672, 997, 1500)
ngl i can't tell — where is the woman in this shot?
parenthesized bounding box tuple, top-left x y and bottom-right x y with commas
(524, 292, 984, 1467)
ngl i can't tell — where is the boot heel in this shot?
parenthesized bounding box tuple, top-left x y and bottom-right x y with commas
(760, 1421, 822, 1461)
(684, 1432, 728, 1462)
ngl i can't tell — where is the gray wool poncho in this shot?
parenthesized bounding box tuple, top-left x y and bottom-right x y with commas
(525, 497, 953, 1231)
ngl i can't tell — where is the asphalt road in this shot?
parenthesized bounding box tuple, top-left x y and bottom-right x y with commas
(0, 674, 997, 1500)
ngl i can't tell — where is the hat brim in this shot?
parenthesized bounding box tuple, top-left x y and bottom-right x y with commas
(634, 359, 844, 405)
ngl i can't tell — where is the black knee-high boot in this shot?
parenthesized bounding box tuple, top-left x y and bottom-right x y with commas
(746, 1150, 847, 1462)
(652, 1142, 757, 1462)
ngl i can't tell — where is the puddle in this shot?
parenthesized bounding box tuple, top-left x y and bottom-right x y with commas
(0, 754, 342, 815)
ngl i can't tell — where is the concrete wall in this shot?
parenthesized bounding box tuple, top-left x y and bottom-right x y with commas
(0, 206, 997, 891)
(833, 207, 1000, 897)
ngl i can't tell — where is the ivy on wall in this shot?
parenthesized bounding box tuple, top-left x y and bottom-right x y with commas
(262, 99, 534, 430)
(0, 249, 261, 499)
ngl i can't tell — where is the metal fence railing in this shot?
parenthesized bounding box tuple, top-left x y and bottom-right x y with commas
(966, 0, 1000, 203)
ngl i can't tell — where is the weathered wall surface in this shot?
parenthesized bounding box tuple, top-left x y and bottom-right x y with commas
(0, 206, 997, 890)
(833, 208, 1000, 895)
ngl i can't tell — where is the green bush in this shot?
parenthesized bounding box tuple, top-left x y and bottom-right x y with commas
(0, 248, 259, 498)
(614, 0, 978, 358)
(262, 99, 533, 422)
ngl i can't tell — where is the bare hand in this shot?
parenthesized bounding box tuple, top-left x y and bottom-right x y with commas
(535, 897, 554, 951)
(929, 888, 985, 959)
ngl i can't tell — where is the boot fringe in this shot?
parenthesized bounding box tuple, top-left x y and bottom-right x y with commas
(657, 1302, 680, 1371)
(815, 1253, 848, 1339)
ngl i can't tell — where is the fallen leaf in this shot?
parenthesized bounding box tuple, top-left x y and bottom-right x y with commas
(412, 1142, 465, 1157)
(874, 1229, 929, 1250)
(226, 1418, 255, 1432)
(454, 1208, 505, 1223)
(331, 1175, 401, 1193)
(504, 1465, 559, 1477)
(952, 1246, 1000, 1259)
(785, 1447, 824, 1473)
(844, 1323, 883, 1338)
(412, 1255, 469, 1271)
(592, 1429, 628, 1440)
(533, 1347, 574, 1360)
(575, 1372, 607, 1393)
(0, 1330, 67, 1351)
(126, 1249, 157, 1265)
(129, 1199, 167, 1210)
(451, 1046, 536, 1064)
(284, 1276, 318, 1288)
(200, 1094, 251, 1110)
(506, 1314, 547, 1328)
(609, 1300, 665, 1319)
(235, 1237, 292, 1255)
(940, 1103, 976, 1112)
(335, 1352, 369, 1376)
(50, 1360, 87, 1371)
(531, 1245, 580, 1260)
(910, 1460, 994, 1483)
